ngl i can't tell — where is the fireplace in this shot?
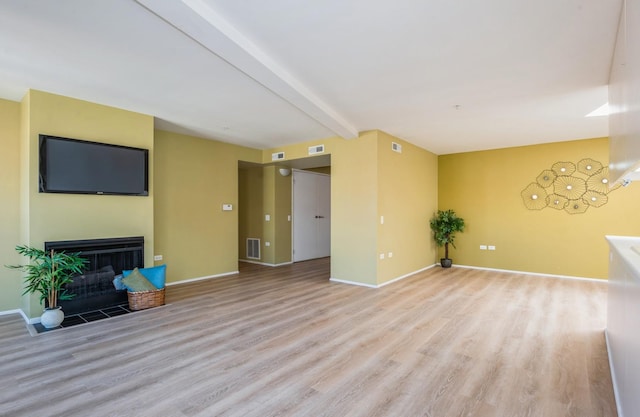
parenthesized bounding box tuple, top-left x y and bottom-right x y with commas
(44, 237, 144, 315)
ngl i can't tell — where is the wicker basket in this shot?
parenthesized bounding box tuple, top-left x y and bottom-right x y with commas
(127, 287, 165, 311)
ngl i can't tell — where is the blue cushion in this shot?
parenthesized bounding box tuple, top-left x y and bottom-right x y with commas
(112, 274, 126, 291)
(123, 264, 166, 289)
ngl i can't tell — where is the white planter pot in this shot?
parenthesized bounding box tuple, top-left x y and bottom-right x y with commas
(41, 307, 64, 329)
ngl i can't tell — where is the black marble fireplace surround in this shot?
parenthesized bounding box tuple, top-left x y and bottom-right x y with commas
(44, 236, 144, 315)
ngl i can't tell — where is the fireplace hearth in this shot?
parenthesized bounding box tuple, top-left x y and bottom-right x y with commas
(45, 237, 144, 315)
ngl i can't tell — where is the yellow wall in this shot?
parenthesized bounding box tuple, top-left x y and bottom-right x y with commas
(274, 169, 292, 264)
(326, 132, 380, 285)
(0, 99, 22, 311)
(21, 90, 155, 317)
(266, 135, 379, 284)
(261, 166, 277, 264)
(259, 165, 293, 265)
(377, 131, 438, 283)
(438, 137, 640, 279)
(19, 95, 30, 314)
(265, 131, 438, 286)
(238, 165, 264, 260)
(237, 165, 293, 266)
(154, 130, 261, 282)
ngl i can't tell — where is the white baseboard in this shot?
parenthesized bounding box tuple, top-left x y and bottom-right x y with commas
(0, 308, 37, 324)
(239, 259, 293, 267)
(330, 264, 438, 289)
(329, 278, 378, 288)
(165, 270, 239, 286)
(605, 329, 624, 417)
(330, 262, 603, 288)
(377, 264, 437, 287)
(453, 264, 606, 283)
(0, 308, 21, 317)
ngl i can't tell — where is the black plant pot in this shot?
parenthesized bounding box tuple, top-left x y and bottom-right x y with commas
(440, 258, 452, 268)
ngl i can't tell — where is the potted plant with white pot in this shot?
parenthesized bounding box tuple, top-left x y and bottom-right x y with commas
(430, 209, 465, 268)
(6, 245, 87, 328)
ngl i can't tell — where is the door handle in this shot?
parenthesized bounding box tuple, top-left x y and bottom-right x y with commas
(315, 215, 325, 219)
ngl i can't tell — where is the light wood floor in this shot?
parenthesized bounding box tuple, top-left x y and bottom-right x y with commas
(0, 259, 617, 417)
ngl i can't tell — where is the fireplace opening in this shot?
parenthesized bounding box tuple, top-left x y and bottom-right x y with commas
(44, 237, 144, 315)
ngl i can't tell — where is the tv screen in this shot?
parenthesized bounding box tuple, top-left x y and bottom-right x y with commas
(39, 135, 149, 196)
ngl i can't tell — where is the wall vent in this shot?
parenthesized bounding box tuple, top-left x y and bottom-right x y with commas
(272, 152, 285, 161)
(247, 238, 260, 259)
(308, 144, 325, 155)
(392, 142, 402, 153)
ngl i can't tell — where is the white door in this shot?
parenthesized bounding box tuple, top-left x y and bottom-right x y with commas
(293, 171, 317, 262)
(293, 171, 330, 262)
(315, 174, 331, 257)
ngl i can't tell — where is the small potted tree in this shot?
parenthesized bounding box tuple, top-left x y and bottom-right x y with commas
(430, 209, 465, 268)
(6, 245, 87, 328)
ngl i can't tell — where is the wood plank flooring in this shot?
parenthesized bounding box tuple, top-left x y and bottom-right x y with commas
(0, 259, 617, 416)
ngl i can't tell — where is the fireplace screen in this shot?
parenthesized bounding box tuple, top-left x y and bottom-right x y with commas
(44, 237, 144, 314)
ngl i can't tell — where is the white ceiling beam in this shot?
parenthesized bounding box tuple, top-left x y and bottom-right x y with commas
(135, 0, 358, 139)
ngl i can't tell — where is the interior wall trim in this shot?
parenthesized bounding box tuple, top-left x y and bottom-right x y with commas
(0, 308, 22, 316)
(328, 278, 378, 288)
(453, 264, 607, 283)
(165, 270, 239, 286)
(0, 309, 37, 325)
(238, 259, 293, 268)
(330, 264, 438, 289)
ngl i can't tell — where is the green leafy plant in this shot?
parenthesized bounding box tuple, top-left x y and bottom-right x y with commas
(6, 245, 87, 309)
(430, 209, 465, 260)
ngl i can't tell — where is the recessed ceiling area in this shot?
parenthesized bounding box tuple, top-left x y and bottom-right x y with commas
(0, 0, 622, 155)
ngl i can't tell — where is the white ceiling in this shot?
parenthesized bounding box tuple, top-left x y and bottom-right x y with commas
(0, 0, 622, 155)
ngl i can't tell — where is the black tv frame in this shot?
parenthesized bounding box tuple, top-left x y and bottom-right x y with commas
(39, 134, 149, 196)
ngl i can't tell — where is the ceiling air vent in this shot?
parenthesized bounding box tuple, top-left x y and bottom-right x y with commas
(272, 151, 285, 161)
(308, 144, 325, 155)
(392, 142, 402, 153)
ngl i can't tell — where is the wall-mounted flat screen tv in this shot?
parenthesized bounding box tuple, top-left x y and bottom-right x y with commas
(39, 134, 149, 196)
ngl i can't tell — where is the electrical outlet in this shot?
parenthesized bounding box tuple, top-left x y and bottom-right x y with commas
(265, 242, 270, 247)
(480, 245, 487, 250)
(388, 252, 393, 258)
(154, 255, 163, 261)
(488, 245, 496, 251)
(379, 253, 385, 260)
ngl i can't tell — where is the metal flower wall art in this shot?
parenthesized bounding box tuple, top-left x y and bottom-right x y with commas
(521, 158, 620, 214)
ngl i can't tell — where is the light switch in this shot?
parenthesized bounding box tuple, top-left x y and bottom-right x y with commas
(222, 204, 233, 211)
(265, 214, 271, 221)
